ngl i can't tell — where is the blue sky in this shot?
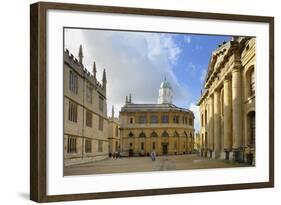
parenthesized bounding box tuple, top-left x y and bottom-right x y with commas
(65, 28, 232, 132)
(169, 34, 232, 107)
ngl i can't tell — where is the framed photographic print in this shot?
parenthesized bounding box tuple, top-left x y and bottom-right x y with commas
(30, 1, 274, 202)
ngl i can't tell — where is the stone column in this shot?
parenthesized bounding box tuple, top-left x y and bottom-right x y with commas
(208, 96, 214, 158)
(223, 76, 232, 159)
(214, 90, 221, 157)
(134, 135, 138, 156)
(157, 133, 162, 155)
(232, 57, 243, 161)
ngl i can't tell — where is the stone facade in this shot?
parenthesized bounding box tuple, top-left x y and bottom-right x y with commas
(108, 106, 121, 156)
(64, 46, 109, 166)
(197, 37, 256, 164)
(194, 133, 201, 152)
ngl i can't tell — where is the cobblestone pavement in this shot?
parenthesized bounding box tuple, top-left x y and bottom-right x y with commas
(64, 154, 250, 176)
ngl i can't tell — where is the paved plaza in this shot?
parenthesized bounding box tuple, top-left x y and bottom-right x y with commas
(64, 154, 250, 176)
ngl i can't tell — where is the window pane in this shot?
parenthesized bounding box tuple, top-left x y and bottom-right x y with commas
(99, 96, 104, 111)
(98, 116, 103, 131)
(151, 115, 158, 123)
(86, 110, 92, 127)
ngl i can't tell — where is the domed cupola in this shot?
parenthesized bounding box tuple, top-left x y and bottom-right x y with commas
(158, 77, 173, 104)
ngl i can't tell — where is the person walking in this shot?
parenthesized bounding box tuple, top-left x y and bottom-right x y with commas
(151, 150, 156, 161)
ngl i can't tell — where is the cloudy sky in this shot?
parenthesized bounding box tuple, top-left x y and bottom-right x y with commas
(64, 28, 231, 132)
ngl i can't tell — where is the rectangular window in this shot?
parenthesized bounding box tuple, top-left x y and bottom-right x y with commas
(189, 118, 193, 126)
(161, 115, 169, 123)
(98, 116, 103, 131)
(99, 96, 104, 112)
(67, 136, 77, 153)
(86, 110, 92, 127)
(85, 139, 92, 153)
(138, 115, 147, 124)
(68, 101, 77, 122)
(69, 70, 78, 94)
(173, 116, 179, 124)
(86, 83, 93, 104)
(151, 115, 158, 123)
(141, 142, 145, 150)
(205, 110, 207, 125)
(98, 140, 103, 152)
(152, 142, 156, 150)
(250, 114, 255, 145)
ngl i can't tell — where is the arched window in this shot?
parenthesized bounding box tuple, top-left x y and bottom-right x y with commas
(139, 131, 146, 138)
(250, 70, 255, 96)
(246, 66, 255, 97)
(151, 131, 158, 138)
(161, 131, 169, 137)
(128, 132, 134, 137)
(201, 113, 204, 126)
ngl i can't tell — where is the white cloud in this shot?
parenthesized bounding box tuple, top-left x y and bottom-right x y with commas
(185, 62, 196, 76)
(64, 29, 189, 117)
(200, 68, 207, 82)
(189, 103, 200, 133)
(145, 34, 182, 65)
(183, 35, 191, 44)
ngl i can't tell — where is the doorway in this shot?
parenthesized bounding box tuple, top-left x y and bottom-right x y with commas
(162, 143, 168, 155)
(129, 149, 133, 157)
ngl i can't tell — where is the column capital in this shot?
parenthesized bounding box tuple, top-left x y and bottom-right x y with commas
(224, 74, 232, 82)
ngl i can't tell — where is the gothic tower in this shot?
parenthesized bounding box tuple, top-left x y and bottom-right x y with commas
(93, 61, 97, 78)
(78, 44, 83, 64)
(102, 68, 107, 91)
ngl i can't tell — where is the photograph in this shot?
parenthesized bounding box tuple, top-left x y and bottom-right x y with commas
(63, 28, 256, 176)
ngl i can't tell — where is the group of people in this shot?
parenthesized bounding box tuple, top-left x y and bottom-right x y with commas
(109, 151, 120, 159)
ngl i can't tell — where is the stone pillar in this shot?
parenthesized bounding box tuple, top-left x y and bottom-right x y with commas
(232, 61, 243, 161)
(214, 90, 221, 158)
(146, 136, 151, 155)
(208, 96, 214, 158)
(157, 135, 161, 155)
(134, 136, 138, 156)
(223, 76, 232, 160)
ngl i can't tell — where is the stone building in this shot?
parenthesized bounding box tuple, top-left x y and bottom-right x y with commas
(108, 106, 120, 157)
(120, 78, 195, 157)
(64, 45, 109, 166)
(197, 37, 255, 164)
(194, 133, 201, 152)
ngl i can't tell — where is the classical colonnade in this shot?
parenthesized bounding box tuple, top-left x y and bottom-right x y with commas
(199, 38, 255, 162)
